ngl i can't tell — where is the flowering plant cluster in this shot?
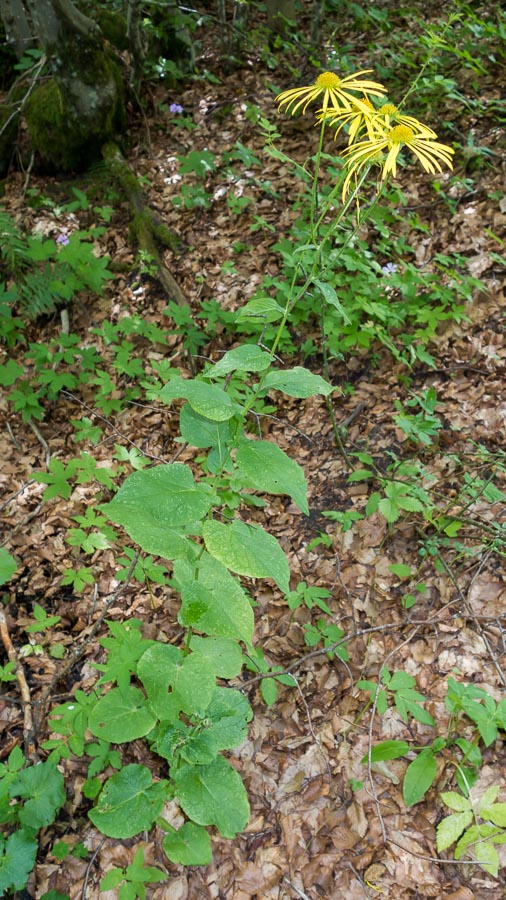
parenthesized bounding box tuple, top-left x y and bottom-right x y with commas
(276, 70, 454, 198)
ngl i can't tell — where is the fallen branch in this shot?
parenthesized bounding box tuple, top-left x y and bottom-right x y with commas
(0, 609, 37, 761)
(102, 141, 188, 307)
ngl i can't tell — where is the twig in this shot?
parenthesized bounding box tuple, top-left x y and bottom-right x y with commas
(37, 550, 141, 724)
(0, 609, 37, 761)
(345, 862, 374, 898)
(81, 837, 106, 900)
(287, 670, 332, 784)
(282, 878, 312, 900)
(437, 552, 506, 687)
(28, 420, 51, 468)
(60, 391, 171, 463)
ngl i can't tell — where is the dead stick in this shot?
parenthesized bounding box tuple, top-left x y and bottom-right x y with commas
(0, 610, 37, 760)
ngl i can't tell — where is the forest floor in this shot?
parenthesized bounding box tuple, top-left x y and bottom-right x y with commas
(1, 4, 506, 898)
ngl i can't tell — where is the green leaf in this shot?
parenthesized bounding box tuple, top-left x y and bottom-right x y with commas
(11, 761, 65, 829)
(361, 740, 410, 764)
(126, 847, 167, 883)
(159, 378, 241, 421)
(261, 366, 334, 399)
(474, 840, 499, 877)
(236, 296, 284, 322)
(179, 403, 235, 453)
(314, 279, 350, 321)
(479, 785, 500, 809)
(203, 519, 290, 592)
(480, 803, 506, 827)
(137, 643, 216, 719)
(260, 678, 278, 707)
(347, 468, 374, 483)
(175, 553, 254, 644)
(100, 869, 126, 890)
(0, 549, 16, 586)
(162, 822, 212, 866)
(174, 756, 250, 838)
(0, 828, 38, 893)
(199, 687, 252, 751)
(455, 823, 497, 859)
(378, 497, 401, 523)
(0, 359, 24, 386)
(436, 811, 473, 852)
(190, 636, 244, 679)
(88, 765, 167, 838)
(103, 464, 213, 560)
(403, 749, 437, 807)
(441, 791, 472, 812)
(389, 563, 412, 579)
(88, 686, 157, 742)
(211, 344, 271, 377)
(235, 438, 308, 514)
(387, 671, 416, 690)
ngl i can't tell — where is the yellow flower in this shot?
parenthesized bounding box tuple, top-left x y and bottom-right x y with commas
(373, 103, 437, 139)
(342, 124, 454, 199)
(276, 70, 386, 116)
(318, 97, 377, 143)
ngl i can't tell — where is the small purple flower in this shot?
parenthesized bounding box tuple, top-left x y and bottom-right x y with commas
(56, 233, 70, 246)
(169, 103, 184, 115)
(381, 262, 398, 275)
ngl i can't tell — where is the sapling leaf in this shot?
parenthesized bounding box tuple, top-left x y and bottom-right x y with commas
(190, 636, 244, 678)
(137, 643, 216, 719)
(236, 296, 284, 322)
(88, 765, 168, 838)
(159, 378, 241, 421)
(103, 464, 213, 560)
(261, 678, 278, 707)
(440, 791, 472, 812)
(0, 828, 38, 893)
(0, 549, 16, 586)
(210, 344, 271, 376)
(480, 803, 506, 827)
(162, 822, 212, 866)
(174, 553, 254, 644)
(88, 686, 157, 742)
(361, 740, 410, 763)
(479, 785, 500, 810)
(235, 438, 309, 514)
(474, 841, 499, 877)
(174, 756, 250, 838)
(126, 847, 167, 883)
(203, 519, 290, 592)
(179, 403, 235, 453)
(436, 811, 473, 851)
(389, 563, 412, 579)
(403, 748, 437, 807)
(11, 761, 66, 829)
(261, 366, 334, 398)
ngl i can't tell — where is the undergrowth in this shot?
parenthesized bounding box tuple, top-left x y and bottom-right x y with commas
(0, 1, 505, 895)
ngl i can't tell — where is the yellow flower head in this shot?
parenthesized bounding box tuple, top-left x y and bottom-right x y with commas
(342, 123, 455, 199)
(373, 103, 437, 139)
(276, 69, 386, 117)
(318, 97, 377, 143)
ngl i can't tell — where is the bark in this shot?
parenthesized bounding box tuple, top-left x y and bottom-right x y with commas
(102, 141, 188, 309)
(0, 0, 125, 170)
(0, 0, 33, 55)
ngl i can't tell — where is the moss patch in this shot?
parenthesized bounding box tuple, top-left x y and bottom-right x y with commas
(24, 53, 125, 172)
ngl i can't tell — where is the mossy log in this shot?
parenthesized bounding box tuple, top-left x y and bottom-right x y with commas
(102, 141, 187, 307)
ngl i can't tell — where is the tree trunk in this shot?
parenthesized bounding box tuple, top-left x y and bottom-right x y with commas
(0, 0, 126, 171)
(0, 0, 33, 56)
